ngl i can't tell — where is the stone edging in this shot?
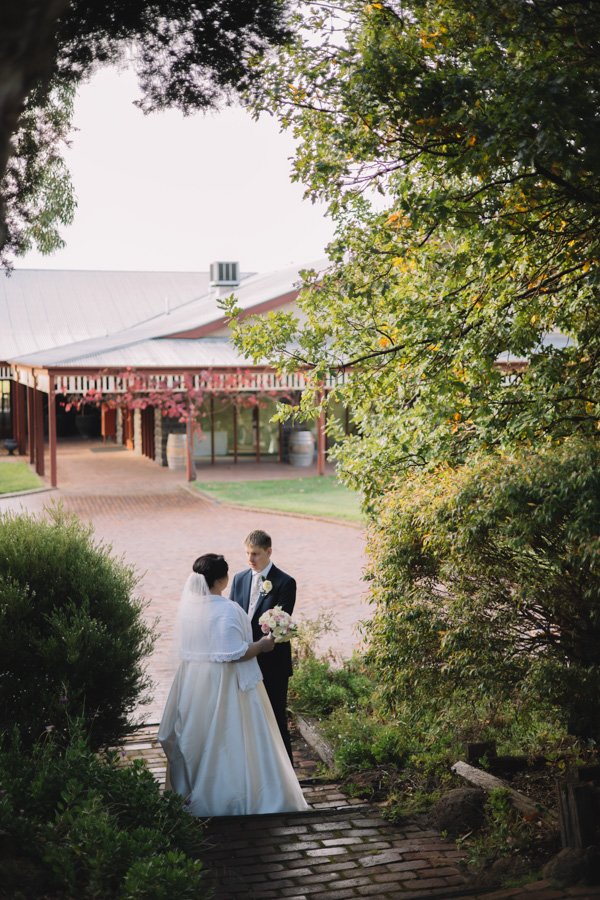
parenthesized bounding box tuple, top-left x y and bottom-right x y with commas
(295, 713, 337, 770)
(0, 485, 56, 500)
(182, 483, 364, 529)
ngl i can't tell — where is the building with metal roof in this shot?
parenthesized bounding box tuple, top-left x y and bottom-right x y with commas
(0, 260, 337, 485)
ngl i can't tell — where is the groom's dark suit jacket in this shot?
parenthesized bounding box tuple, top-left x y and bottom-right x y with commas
(229, 563, 296, 681)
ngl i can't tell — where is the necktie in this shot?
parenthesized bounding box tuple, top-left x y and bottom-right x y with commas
(249, 572, 261, 619)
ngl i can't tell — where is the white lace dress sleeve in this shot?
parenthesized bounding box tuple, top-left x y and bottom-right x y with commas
(227, 602, 263, 693)
(178, 596, 262, 692)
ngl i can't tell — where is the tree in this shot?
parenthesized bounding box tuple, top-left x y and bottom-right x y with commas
(226, 0, 600, 496)
(1, 80, 76, 268)
(0, 0, 290, 267)
(223, 2, 600, 736)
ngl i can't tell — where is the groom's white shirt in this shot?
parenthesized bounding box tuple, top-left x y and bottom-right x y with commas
(248, 560, 273, 620)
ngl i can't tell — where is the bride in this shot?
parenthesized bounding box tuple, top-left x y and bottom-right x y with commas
(158, 553, 307, 817)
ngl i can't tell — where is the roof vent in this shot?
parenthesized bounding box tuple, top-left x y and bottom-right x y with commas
(210, 261, 239, 286)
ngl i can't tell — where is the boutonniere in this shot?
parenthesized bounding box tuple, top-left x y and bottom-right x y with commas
(260, 579, 273, 595)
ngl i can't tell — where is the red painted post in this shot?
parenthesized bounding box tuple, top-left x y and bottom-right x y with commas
(233, 402, 238, 464)
(16, 381, 26, 454)
(316, 385, 326, 476)
(186, 417, 195, 482)
(48, 375, 57, 487)
(317, 410, 326, 475)
(27, 385, 35, 464)
(255, 404, 261, 464)
(35, 387, 44, 476)
(8, 380, 16, 439)
(210, 395, 215, 465)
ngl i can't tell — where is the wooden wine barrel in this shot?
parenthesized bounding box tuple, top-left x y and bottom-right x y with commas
(289, 430, 314, 467)
(166, 433, 187, 470)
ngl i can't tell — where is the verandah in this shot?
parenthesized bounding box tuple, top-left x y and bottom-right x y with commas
(4, 364, 352, 486)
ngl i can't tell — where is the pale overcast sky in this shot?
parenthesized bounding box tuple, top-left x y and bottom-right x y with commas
(16, 66, 335, 275)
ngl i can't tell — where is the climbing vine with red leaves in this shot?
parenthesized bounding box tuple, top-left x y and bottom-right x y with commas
(60, 367, 294, 432)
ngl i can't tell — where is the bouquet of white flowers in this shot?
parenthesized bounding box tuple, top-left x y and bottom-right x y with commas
(258, 605, 298, 643)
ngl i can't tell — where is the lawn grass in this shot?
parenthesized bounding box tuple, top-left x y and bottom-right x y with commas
(193, 476, 363, 522)
(0, 461, 44, 494)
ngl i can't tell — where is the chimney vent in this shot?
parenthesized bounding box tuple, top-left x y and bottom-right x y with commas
(210, 261, 239, 286)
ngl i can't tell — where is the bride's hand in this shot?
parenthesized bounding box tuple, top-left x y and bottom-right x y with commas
(259, 634, 276, 653)
(239, 634, 276, 661)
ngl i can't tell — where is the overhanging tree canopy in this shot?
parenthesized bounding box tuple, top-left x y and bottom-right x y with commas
(227, 0, 600, 496)
(0, 0, 290, 267)
(226, 1, 600, 739)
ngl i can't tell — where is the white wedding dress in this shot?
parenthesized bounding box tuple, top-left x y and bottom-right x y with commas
(158, 589, 307, 817)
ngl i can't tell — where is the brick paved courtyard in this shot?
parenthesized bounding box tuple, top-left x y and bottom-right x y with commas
(0, 439, 368, 720)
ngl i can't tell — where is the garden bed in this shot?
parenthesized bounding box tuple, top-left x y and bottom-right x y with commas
(292, 710, 599, 885)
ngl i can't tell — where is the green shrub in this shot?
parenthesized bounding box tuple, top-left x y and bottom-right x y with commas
(366, 439, 600, 740)
(122, 852, 209, 900)
(465, 787, 534, 868)
(289, 655, 372, 717)
(293, 653, 578, 777)
(322, 708, 409, 771)
(0, 723, 210, 900)
(0, 505, 156, 751)
(290, 655, 410, 771)
(371, 725, 410, 765)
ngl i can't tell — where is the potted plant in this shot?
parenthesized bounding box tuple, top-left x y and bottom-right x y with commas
(74, 401, 101, 439)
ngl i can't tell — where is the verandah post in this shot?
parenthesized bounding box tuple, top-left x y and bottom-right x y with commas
(34, 382, 44, 476)
(48, 374, 57, 487)
(27, 385, 35, 464)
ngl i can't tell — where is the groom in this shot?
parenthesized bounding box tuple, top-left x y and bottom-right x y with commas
(230, 529, 296, 763)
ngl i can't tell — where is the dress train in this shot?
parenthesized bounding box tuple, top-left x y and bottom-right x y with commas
(158, 659, 307, 817)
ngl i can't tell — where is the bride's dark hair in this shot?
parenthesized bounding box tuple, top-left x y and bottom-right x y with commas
(192, 553, 228, 589)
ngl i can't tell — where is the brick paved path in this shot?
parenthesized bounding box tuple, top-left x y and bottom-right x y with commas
(199, 733, 600, 900)
(0, 440, 368, 721)
(120, 727, 600, 900)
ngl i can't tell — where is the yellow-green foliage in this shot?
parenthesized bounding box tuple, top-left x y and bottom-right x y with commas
(366, 439, 600, 740)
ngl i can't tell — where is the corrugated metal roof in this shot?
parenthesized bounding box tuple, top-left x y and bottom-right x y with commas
(57, 339, 250, 369)
(54, 331, 574, 371)
(1, 263, 572, 376)
(0, 268, 247, 360)
(8, 260, 326, 369)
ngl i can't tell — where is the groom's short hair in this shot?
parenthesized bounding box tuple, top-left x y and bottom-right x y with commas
(244, 529, 271, 550)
